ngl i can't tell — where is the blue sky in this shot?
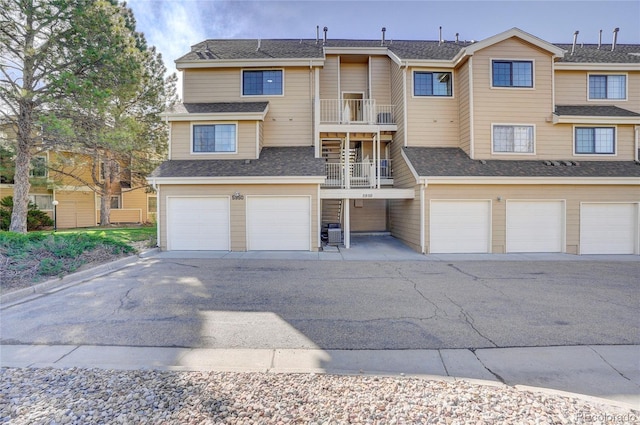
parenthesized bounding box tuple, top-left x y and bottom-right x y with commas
(127, 0, 640, 90)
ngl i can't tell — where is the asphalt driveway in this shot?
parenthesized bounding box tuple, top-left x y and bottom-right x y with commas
(1, 256, 638, 350)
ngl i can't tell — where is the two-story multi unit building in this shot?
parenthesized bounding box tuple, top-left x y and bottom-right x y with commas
(149, 28, 640, 255)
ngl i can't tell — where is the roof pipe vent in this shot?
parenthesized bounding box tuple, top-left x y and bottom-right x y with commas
(571, 30, 579, 55)
(455, 32, 459, 44)
(381, 27, 386, 46)
(316, 25, 319, 44)
(439, 26, 443, 45)
(257, 38, 261, 51)
(598, 29, 602, 49)
(323, 26, 328, 46)
(612, 27, 619, 51)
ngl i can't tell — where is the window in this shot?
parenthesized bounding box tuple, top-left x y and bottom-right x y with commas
(492, 60, 533, 88)
(148, 196, 157, 213)
(110, 196, 121, 209)
(414, 71, 452, 96)
(575, 127, 615, 154)
(588, 75, 626, 100)
(192, 124, 236, 153)
(493, 125, 534, 153)
(29, 194, 53, 210)
(100, 161, 120, 181)
(29, 156, 47, 178)
(242, 70, 283, 95)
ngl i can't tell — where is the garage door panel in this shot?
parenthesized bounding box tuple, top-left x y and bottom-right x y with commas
(581, 203, 637, 254)
(247, 197, 310, 251)
(430, 201, 491, 253)
(168, 197, 229, 251)
(506, 201, 563, 253)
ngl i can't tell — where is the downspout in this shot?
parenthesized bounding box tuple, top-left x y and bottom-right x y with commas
(420, 182, 426, 254)
(314, 65, 320, 158)
(635, 126, 639, 162)
(468, 57, 475, 159)
(403, 62, 408, 147)
(155, 182, 160, 249)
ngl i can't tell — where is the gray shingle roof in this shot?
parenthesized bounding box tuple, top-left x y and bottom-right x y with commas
(178, 39, 639, 64)
(403, 147, 640, 178)
(150, 147, 324, 178)
(555, 105, 640, 117)
(555, 44, 640, 63)
(167, 102, 269, 114)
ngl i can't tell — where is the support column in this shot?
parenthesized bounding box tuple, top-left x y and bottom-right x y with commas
(343, 197, 350, 249)
(344, 133, 350, 189)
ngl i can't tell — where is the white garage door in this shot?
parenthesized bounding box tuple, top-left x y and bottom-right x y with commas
(506, 201, 564, 253)
(581, 203, 638, 254)
(430, 200, 491, 253)
(247, 197, 311, 250)
(167, 197, 229, 250)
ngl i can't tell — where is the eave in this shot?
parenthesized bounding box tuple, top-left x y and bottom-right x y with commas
(552, 115, 640, 125)
(176, 58, 325, 69)
(161, 111, 268, 122)
(147, 176, 326, 185)
(422, 176, 640, 185)
(554, 62, 640, 71)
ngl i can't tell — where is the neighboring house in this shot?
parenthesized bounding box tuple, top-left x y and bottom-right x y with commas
(149, 27, 640, 254)
(0, 131, 156, 228)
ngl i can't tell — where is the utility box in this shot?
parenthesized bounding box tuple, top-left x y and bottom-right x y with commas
(327, 223, 341, 245)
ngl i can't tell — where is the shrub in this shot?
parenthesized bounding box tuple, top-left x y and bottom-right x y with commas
(0, 196, 53, 231)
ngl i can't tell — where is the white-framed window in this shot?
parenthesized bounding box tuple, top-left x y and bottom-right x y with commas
(242, 69, 283, 96)
(413, 71, 453, 96)
(574, 127, 616, 155)
(147, 195, 157, 213)
(492, 60, 533, 88)
(110, 196, 121, 209)
(29, 194, 53, 210)
(588, 74, 626, 100)
(191, 123, 237, 153)
(29, 156, 47, 178)
(99, 161, 120, 181)
(492, 125, 535, 154)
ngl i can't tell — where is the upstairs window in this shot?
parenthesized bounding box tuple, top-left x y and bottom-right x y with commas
(29, 194, 53, 210)
(414, 71, 452, 96)
(29, 156, 47, 178)
(242, 70, 283, 96)
(192, 124, 236, 153)
(492, 60, 533, 88)
(588, 75, 626, 100)
(493, 125, 535, 153)
(575, 127, 615, 154)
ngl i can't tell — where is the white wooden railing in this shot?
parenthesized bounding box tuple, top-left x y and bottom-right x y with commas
(319, 99, 395, 125)
(323, 160, 393, 188)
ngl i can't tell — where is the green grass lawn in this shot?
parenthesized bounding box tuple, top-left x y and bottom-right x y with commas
(0, 225, 156, 291)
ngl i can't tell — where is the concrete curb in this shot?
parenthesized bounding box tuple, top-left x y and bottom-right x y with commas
(0, 248, 160, 307)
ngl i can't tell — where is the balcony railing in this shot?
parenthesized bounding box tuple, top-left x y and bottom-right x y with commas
(319, 99, 395, 125)
(323, 160, 393, 188)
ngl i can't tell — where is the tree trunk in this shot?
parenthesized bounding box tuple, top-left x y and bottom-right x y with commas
(9, 145, 31, 233)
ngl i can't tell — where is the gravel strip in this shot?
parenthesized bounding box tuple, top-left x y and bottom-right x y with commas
(1, 367, 637, 424)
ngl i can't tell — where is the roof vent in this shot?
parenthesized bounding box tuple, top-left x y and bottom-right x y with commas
(543, 160, 552, 166)
(455, 32, 459, 44)
(381, 27, 386, 46)
(612, 27, 619, 51)
(571, 30, 579, 55)
(598, 29, 602, 49)
(244, 159, 251, 165)
(479, 159, 487, 165)
(439, 26, 443, 45)
(316, 25, 319, 44)
(323, 26, 328, 45)
(256, 39, 261, 51)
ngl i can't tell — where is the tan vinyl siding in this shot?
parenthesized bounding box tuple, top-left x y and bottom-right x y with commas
(555, 70, 640, 113)
(389, 186, 422, 252)
(263, 68, 313, 147)
(424, 184, 640, 254)
(182, 68, 239, 102)
(457, 62, 471, 155)
(370, 56, 391, 105)
(471, 38, 555, 159)
(390, 63, 406, 147)
(340, 62, 368, 95)
(121, 188, 152, 223)
(406, 67, 459, 147)
(170, 121, 258, 160)
(350, 199, 387, 231)
(158, 184, 319, 251)
(320, 56, 339, 99)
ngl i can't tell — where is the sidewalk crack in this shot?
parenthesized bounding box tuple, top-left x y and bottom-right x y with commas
(53, 345, 81, 364)
(444, 294, 498, 348)
(589, 346, 638, 386)
(471, 349, 507, 385)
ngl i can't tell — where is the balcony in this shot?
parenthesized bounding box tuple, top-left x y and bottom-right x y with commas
(323, 159, 392, 188)
(319, 99, 395, 125)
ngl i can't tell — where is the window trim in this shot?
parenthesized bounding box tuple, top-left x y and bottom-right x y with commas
(586, 73, 628, 101)
(573, 125, 617, 156)
(241, 68, 285, 97)
(28, 193, 53, 211)
(491, 123, 537, 155)
(190, 122, 239, 155)
(412, 70, 454, 98)
(490, 58, 535, 89)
